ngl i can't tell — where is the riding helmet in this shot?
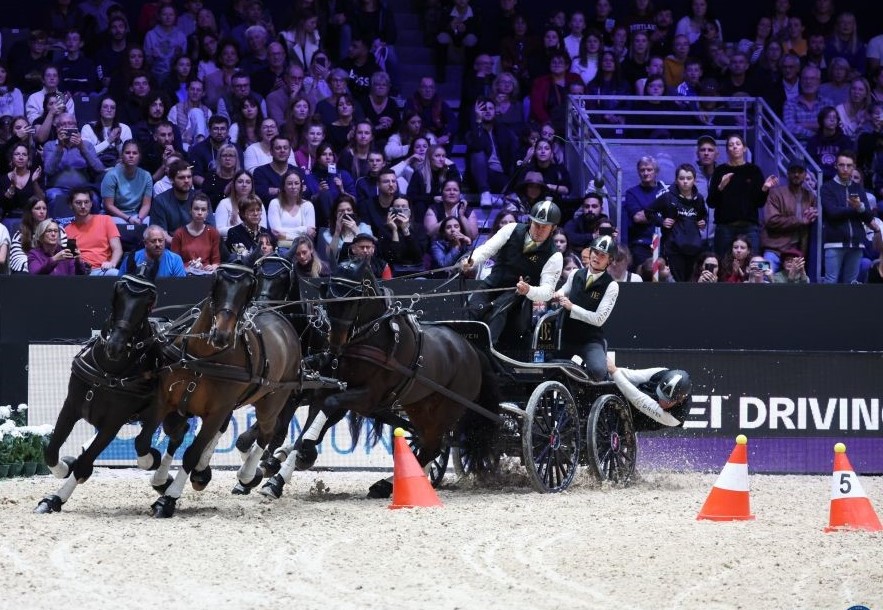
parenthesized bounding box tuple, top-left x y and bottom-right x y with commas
(589, 235, 617, 257)
(529, 199, 562, 226)
(656, 369, 692, 404)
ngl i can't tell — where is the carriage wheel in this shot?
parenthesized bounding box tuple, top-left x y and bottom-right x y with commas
(521, 381, 580, 493)
(406, 430, 449, 488)
(451, 427, 500, 478)
(586, 394, 638, 485)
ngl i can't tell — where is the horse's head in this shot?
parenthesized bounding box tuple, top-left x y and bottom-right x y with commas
(254, 254, 295, 303)
(321, 258, 379, 353)
(104, 273, 157, 361)
(209, 263, 257, 348)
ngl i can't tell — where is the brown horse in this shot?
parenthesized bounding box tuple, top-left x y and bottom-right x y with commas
(148, 263, 303, 517)
(262, 258, 501, 499)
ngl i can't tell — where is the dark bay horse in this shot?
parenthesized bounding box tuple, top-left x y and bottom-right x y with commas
(36, 272, 164, 514)
(149, 262, 303, 517)
(263, 258, 501, 499)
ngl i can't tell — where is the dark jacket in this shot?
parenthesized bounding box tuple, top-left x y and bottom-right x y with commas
(648, 185, 708, 256)
(706, 162, 768, 225)
(464, 122, 519, 176)
(820, 178, 874, 248)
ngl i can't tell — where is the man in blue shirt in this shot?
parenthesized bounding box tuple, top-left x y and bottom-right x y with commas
(123, 225, 187, 279)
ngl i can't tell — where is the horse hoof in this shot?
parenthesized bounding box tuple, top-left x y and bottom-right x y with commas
(367, 479, 393, 499)
(34, 495, 64, 514)
(261, 455, 282, 476)
(151, 496, 177, 518)
(258, 474, 284, 500)
(232, 471, 263, 495)
(294, 445, 318, 471)
(190, 466, 212, 491)
(152, 475, 174, 495)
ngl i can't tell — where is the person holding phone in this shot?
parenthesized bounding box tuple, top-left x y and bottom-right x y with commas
(27, 219, 88, 275)
(745, 255, 773, 283)
(821, 150, 875, 283)
(693, 252, 721, 282)
(378, 196, 428, 276)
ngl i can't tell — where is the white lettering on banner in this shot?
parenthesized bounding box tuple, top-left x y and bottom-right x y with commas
(739, 397, 766, 429)
(683, 395, 724, 429)
(738, 397, 881, 431)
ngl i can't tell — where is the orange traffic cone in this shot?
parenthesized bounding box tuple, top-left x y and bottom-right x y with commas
(388, 428, 443, 509)
(697, 434, 755, 521)
(824, 442, 882, 533)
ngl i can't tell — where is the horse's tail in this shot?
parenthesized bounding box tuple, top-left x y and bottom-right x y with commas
(457, 347, 502, 473)
(348, 411, 367, 446)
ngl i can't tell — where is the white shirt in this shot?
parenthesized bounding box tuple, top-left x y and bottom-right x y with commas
(469, 222, 563, 302)
(267, 198, 316, 240)
(612, 367, 681, 427)
(214, 197, 268, 237)
(554, 269, 620, 328)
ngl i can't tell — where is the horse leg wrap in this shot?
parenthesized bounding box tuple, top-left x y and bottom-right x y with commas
(137, 448, 161, 470)
(34, 494, 64, 514)
(237, 443, 263, 484)
(150, 452, 175, 488)
(49, 456, 76, 479)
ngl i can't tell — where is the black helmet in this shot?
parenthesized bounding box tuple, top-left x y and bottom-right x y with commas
(589, 235, 617, 257)
(656, 369, 692, 404)
(529, 199, 562, 226)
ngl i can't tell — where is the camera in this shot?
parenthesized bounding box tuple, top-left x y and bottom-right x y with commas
(327, 163, 337, 175)
(392, 206, 410, 219)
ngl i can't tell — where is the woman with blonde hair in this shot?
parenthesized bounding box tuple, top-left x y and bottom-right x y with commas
(835, 77, 874, 138)
(28, 219, 88, 275)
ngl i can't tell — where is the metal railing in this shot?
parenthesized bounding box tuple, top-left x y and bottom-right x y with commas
(565, 94, 823, 280)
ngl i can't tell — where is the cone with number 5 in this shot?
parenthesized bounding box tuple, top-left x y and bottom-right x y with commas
(825, 443, 882, 532)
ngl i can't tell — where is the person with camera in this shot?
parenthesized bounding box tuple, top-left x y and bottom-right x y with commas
(821, 150, 876, 283)
(607, 356, 693, 429)
(465, 97, 519, 209)
(552, 235, 619, 381)
(461, 200, 564, 345)
(745, 255, 773, 284)
(693, 252, 721, 282)
(42, 114, 106, 216)
(304, 141, 356, 230)
(64, 187, 122, 276)
(377, 196, 428, 277)
(27, 219, 88, 276)
(423, 179, 478, 242)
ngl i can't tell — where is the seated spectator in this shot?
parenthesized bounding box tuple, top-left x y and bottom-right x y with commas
(384, 110, 436, 165)
(122, 224, 187, 278)
(377, 196, 428, 276)
(351, 150, 386, 211)
(744, 255, 773, 284)
(835, 77, 874, 139)
(253, 135, 303, 207)
(280, 94, 313, 154)
(150, 160, 201, 244)
(141, 120, 179, 182)
(674, 57, 702, 100)
(27, 219, 88, 276)
(293, 118, 326, 173)
(42, 114, 106, 216)
(719, 234, 752, 283)
(674, 0, 722, 46)
(266, 62, 306, 129)
(662, 35, 690, 91)
(405, 144, 461, 218)
(717, 52, 760, 98)
(771, 247, 810, 283)
(390, 137, 431, 195)
(491, 71, 524, 134)
(818, 58, 850, 107)
(244, 118, 291, 172)
(167, 79, 211, 152)
(457, 53, 497, 137)
(226, 194, 275, 260)
(500, 13, 541, 95)
(430, 215, 472, 272)
(504, 171, 548, 219)
(217, 73, 268, 127)
(783, 65, 832, 146)
(25, 65, 76, 126)
(363, 71, 401, 147)
(301, 52, 333, 111)
(7, 30, 52, 98)
(434, 0, 479, 83)
(100, 140, 153, 227)
(0, 219, 8, 272)
(465, 98, 519, 208)
(823, 12, 865, 77)
(200, 143, 240, 209)
(736, 16, 773, 66)
(132, 93, 183, 157)
(268, 169, 316, 249)
(338, 123, 377, 187)
(361, 167, 401, 238)
(215, 169, 268, 238)
(228, 94, 264, 152)
(64, 186, 123, 276)
(0, 61, 25, 119)
(529, 51, 583, 135)
(525, 138, 572, 199)
(585, 51, 633, 134)
(403, 77, 457, 146)
(203, 40, 241, 113)
(856, 102, 883, 202)
(806, 106, 854, 182)
(171, 191, 221, 274)
(315, 69, 366, 128)
(327, 94, 359, 154)
(1, 144, 44, 220)
(279, 8, 322, 70)
(821, 151, 874, 284)
(304, 142, 356, 230)
(339, 37, 380, 101)
(647, 163, 708, 282)
(760, 156, 818, 273)
(620, 30, 652, 87)
(289, 235, 330, 278)
(32, 91, 69, 146)
(349, 232, 392, 279)
(423, 178, 478, 241)
(323, 194, 373, 267)
(692, 251, 720, 282)
(112, 65, 152, 127)
(161, 53, 196, 105)
(144, 5, 188, 84)
(607, 243, 643, 282)
(632, 75, 680, 139)
(564, 191, 605, 252)
(7, 197, 64, 274)
(638, 256, 676, 282)
(81, 95, 134, 169)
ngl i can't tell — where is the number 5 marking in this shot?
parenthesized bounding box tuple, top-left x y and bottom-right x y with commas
(839, 473, 852, 494)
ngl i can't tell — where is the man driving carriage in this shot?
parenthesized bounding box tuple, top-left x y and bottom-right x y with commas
(607, 356, 694, 429)
(552, 235, 619, 381)
(460, 199, 563, 344)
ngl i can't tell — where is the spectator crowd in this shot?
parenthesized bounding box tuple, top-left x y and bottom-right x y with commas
(0, 0, 881, 284)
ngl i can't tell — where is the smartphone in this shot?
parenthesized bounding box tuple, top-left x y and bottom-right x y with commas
(599, 225, 614, 236)
(327, 163, 337, 175)
(704, 263, 716, 272)
(67, 238, 78, 254)
(847, 184, 861, 199)
(393, 206, 410, 218)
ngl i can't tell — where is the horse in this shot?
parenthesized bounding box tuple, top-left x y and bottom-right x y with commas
(35, 272, 164, 514)
(148, 262, 303, 517)
(261, 258, 502, 499)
